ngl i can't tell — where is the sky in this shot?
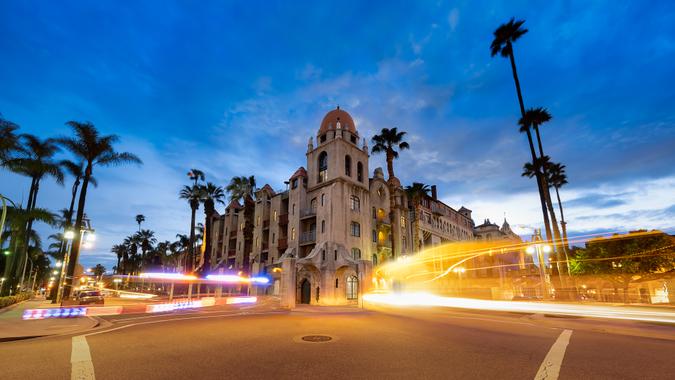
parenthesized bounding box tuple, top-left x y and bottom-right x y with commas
(1, 1, 674, 270)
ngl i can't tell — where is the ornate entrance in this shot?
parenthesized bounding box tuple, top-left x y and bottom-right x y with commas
(300, 278, 311, 304)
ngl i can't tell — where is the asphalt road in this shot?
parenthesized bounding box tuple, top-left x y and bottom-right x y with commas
(1, 300, 674, 380)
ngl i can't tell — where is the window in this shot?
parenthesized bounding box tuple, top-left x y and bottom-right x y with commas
(255, 237, 259, 248)
(256, 216, 260, 226)
(350, 135, 357, 144)
(321, 220, 325, 233)
(291, 228, 296, 240)
(240, 223, 244, 230)
(372, 207, 376, 219)
(272, 233, 276, 243)
(310, 197, 317, 211)
(320, 134, 326, 143)
(318, 151, 328, 183)
(292, 178, 298, 189)
(401, 215, 406, 228)
(345, 155, 352, 176)
(372, 255, 378, 266)
(335, 279, 339, 288)
(322, 250, 325, 261)
(350, 195, 360, 211)
(321, 193, 325, 206)
(273, 210, 277, 221)
(292, 204, 295, 215)
(372, 229, 377, 243)
(357, 162, 363, 182)
(352, 248, 361, 260)
(350, 222, 361, 237)
(346, 276, 358, 300)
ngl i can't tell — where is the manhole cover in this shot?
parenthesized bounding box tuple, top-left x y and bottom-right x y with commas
(301, 335, 332, 342)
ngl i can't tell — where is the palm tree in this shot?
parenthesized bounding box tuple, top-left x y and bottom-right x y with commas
(133, 229, 156, 270)
(199, 183, 225, 273)
(226, 175, 256, 202)
(188, 169, 205, 186)
(111, 244, 126, 274)
(404, 182, 431, 253)
(135, 214, 145, 232)
(59, 160, 97, 265)
(179, 185, 203, 271)
(371, 128, 410, 182)
(491, 18, 554, 245)
(92, 264, 106, 279)
(173, 234, 190, 271)
(0, 115, 20, 165)
(5, 134, 64, 287)
(548, 162, 569, 248)
(1, 206, 56, 294)
(58, 121, 142, 298)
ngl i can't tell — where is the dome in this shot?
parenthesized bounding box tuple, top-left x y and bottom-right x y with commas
(318, 106, 357, 135)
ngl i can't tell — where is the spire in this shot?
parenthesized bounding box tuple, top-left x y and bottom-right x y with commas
(362, 137, 368, 152)
(307, 136, 314, 152)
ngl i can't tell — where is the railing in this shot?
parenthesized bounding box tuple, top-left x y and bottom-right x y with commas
(300, 230, 316, 244)
(300, 208, 317, 218)
(431, 203, 445, 216)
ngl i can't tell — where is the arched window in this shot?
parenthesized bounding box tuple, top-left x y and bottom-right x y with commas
(346, 276, 358, 300)
(350, 195, 360, 211)
(321, 193, 325, 206)
(350, 222, 360, 237)
(318, 151, 328, 183)
(292, 204, 295, 215)
(345, 155, 352, 177)
(357, 162, 363, 182)
(321, 220, 325, 233)
(310, 197, 317, 212)
(351, 248, 361, 260)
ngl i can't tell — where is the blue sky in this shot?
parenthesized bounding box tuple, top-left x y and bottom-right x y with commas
(1, 1, 674, 270)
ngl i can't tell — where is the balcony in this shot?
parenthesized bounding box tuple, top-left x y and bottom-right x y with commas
(277, 237, 288, 250)
(228, 249, 236, 257)
(300, 230, 316, 245)
(229, 230, 237, 239)
(300, 208, 317, 219)
(262, 243, 269, 252)
(262, 220, 270, 229)
(278, 213, 289, 225)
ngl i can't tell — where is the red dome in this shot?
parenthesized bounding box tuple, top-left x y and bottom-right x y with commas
(318, 107, 357, 135)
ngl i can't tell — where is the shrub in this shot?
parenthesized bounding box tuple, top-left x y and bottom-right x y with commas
(0, 292, 32, 309)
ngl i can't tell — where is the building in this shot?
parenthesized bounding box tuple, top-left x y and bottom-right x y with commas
(207, 107, 519, 305)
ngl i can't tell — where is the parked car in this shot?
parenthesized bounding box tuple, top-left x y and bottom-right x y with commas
(76, 290, 104, 305)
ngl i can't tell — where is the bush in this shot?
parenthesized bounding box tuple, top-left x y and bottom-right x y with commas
(0, 292, 32, 309)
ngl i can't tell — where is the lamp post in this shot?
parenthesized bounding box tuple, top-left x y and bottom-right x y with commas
(56, 225, 95, 304)
(526, 242, 552, 299)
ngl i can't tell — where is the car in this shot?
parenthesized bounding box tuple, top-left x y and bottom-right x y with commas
(76, 290, 105, 305)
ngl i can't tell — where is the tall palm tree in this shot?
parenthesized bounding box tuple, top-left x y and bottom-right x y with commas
(188, 169, 205, 186)
(491, 18, 554, 244)
(199, 183, 225, 273)
(135, 214, 145, 232)
(173, 233, 190, 271)
(548, 162, 569, 248)
(59, 160, 97, 265)
(404, 182, 430, 253)
(371, 128, 410, 182)
(5, 134, 64, 287)
(226, 175, 256, 202)
(58, 121, 142, 298)
(520, 108, 564, 243)
(179, 185, 203, 271)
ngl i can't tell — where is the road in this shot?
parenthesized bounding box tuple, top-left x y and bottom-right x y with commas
(1, 299, 674, 379)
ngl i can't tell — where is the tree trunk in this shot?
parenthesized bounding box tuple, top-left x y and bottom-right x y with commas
(188, 203, 197, 272)
(386, 150, 395, 179)
(63, 166, 91, 299)
(508, 46, 553, 246)
(19, 177, 40, 287)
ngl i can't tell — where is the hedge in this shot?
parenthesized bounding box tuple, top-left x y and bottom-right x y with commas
(0, 293, 32, 309)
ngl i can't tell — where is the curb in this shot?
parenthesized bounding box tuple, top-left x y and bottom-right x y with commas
(0, 314, 100, 343)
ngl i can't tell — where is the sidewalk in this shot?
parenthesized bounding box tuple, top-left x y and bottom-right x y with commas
(0, 297, 98, 341)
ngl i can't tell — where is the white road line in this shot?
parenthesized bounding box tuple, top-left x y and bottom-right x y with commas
(534, 329, 573, 380)
(71, 336, 95, 380)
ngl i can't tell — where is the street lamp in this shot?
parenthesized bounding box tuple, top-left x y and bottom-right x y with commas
(64, 230, 75, 240)
(57, 223, 95, 304)
(526, 243, 552, 299)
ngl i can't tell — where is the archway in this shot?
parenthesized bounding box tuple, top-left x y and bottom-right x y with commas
(300, 278, 311, 304)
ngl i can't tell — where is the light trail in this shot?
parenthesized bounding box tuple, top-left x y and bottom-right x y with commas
(363, 292, 675, 324)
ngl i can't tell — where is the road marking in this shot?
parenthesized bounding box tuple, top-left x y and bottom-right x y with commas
(534, 329, 573, 380)
(83, 311, 286, 337)
(71, 336, 95, 380)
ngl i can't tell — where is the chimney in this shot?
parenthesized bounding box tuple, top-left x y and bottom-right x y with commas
(431, 185, 437, 200)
